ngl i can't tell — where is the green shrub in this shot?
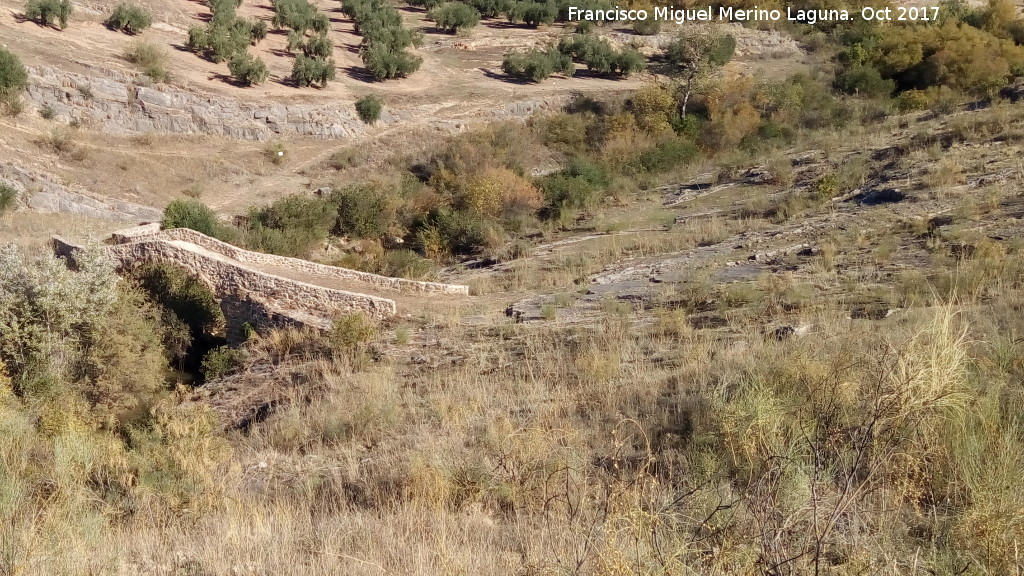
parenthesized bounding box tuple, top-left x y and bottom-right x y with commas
(428, 2, 480, 33)
(834, 64, 895, 98)
(375, 249, 437, 279)
(631, 137, 699, 173)
(502, 48, 574, 82)
(125, 39, 169, 82)
(896, 89, 930, 112)
(162, 199, 239, 243)
(328, 313, 376, 351)
(227, 52, 269, 86)
(130, 262, 225, 341)
(0, 183, 18, 214)
(538, 173, 600, 217)
(24, 0, 72, 28)
(0, 48, 28, 114)
(291, 54, 336, 87)
(331, 185, 394, 239)
(413, 208, 499, 257)
(355, 94, 383, 124)
(244, 194, 337, 257)
(200, 346, 245, 380)
(632, 18, 660, 35)
(106, 2, 152, 34)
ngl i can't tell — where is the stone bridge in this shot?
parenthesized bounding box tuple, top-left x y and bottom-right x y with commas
(53, 225, 469, 342)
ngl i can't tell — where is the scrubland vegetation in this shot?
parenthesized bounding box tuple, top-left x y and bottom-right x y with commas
(7, 0, 1024, 572)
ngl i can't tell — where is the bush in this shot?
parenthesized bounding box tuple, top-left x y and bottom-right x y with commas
(630, 137, 699, 173)
(200, 346, 245, 380)
(632, 18, 660, 35)
(896, 88, 930, 112)
(228, 52, 269, 86)
(0, 183, 18, 214)
(331, 185, 394, 239)
(162, 199, 238, 243)
(106, 2, 152, 34)
(537, 159, 610, 217)
(291, 55, 336, 87)
(459, 166, 544, 218)
(502, 48, 574, 82)
(244, 194, 337, 257)
(413, 208, 499, 257)
(24, 0, 72, 28)
(428, 2, 480, 33)
(834, 64, 895, 98)
(125, 39, 169, 82)
(355, 94, 383, 124)
(131, 262, 225, 341)
(0, 48, 28, 113)
(328, 313, 376, 351)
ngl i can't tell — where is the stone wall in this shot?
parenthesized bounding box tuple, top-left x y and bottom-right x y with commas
(53, 236, 398, 341)
(161, 228, 470, 295)
(111, 225, 470, 295)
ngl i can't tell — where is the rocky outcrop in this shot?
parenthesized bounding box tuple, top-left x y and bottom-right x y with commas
(26, 66, 568, 141)
(28, 66, 373, 140)
(0, 163, 163, 222)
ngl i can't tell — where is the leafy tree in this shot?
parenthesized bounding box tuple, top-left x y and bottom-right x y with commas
(344, 0, 424, 80)
(355, 94, 383, 123)
(361, 44, 423, 80)
(851, 20, 1024, 98)
(465, 0, 512, 18)
(502, 47, 574, 82)
(301, 34, 334, 58)
(0, 48, 28, 113)
(105, 2, 152, 34)
(428, 2, 481, 33)
(271, 0, 328, 34)
(664, 29, 735, 117)
(291, 54, 336, 87)
(24, 0, 72, 29)
(558, 34, 645, 77)
(507, 1, 556, 26)
(228, 52, 269, 86)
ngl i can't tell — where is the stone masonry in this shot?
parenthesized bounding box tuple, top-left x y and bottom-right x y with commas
(53, 227, 469, 342)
